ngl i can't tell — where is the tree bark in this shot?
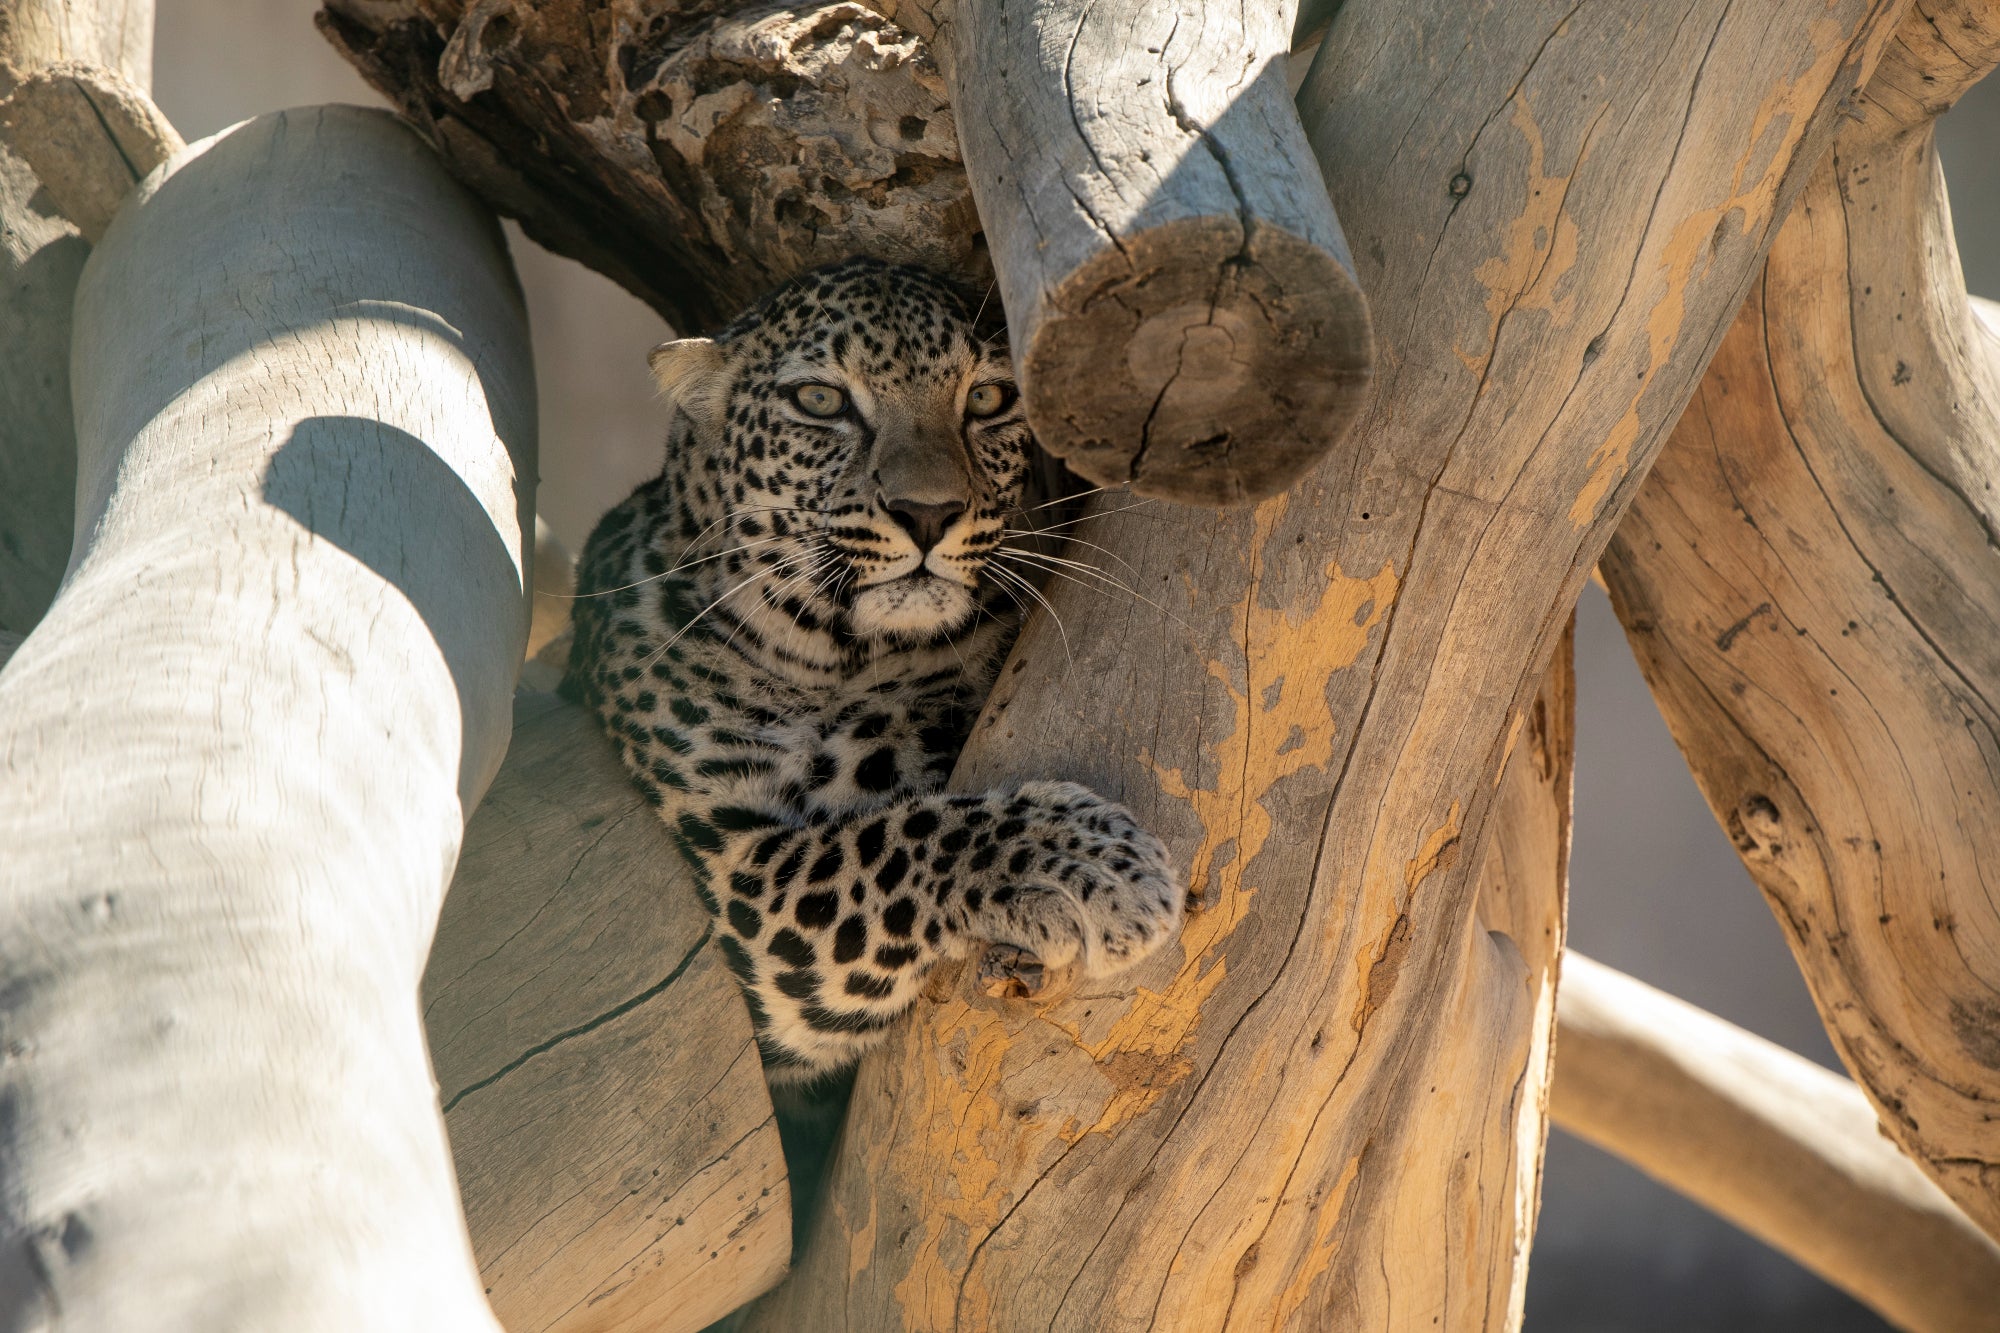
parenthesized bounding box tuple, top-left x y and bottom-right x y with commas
(1598, 0, 2000, 1240)
(0, 59, 182, 242)
(865, 0, 1373, 506)
(0, 0, 152, 632)
(0, 105, 533, 1329)
(316, 0, 988, 336)
(1553, 951, 2000, 1333)
(744, 2, 1903, 1328)
(430, 690, 791, 1333)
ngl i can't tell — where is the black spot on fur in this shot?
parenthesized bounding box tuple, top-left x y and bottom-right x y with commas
(768, 928, 815, 968)
(833, 916, 868, 963)
(855, 747, 899, 792)
(875, 847, 910, 893)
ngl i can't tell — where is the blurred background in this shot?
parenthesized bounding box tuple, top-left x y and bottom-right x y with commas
(150, 5, 2000, 1328)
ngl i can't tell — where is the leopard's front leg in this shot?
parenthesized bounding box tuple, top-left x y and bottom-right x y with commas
(678, 782, 1181, 1084)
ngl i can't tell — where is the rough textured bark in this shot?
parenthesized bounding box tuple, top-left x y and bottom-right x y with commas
(430, 690, 790, 1333)
(1553, 951, 2000, 1333)
(0, 0, 152, 632)
(0, 106, 533, 1329)
(0, 59, 181, 241)
(866, 0, 1372, 505)
(744, 2, 1903, 1328)
(316, 0, 986, 336)
(1598, 0, 2000, 1240)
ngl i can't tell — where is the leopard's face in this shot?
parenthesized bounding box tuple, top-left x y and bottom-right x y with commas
(654, 258, 1032, 645)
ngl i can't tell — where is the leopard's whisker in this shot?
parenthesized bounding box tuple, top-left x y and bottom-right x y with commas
(1009, 483, 1123, 516)
(999, 529, 1142, 577)
(565, 534, 792, 600)
(637, 564, 782, 668)
(991, 548, 1191, 631)
(1001, 500, 1157, 543)
(986, 561, 1076, 679)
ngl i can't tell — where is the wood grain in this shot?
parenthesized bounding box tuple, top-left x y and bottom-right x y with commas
(317, 0, 988, 335)
(1554, 951, 2000, 1333)
(0, 0, 153, 632)
(0, 106, 532, 1329)
(1599, 0, 2000, 1240)
(0, 59, 183, 241)
(430, 691, 790, 1333)
(746, 2, 1905, 1327)
(870, 0, 1373, 505)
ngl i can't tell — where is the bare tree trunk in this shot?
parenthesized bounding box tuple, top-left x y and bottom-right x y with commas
(744, 2, 1904, 1327)
(869, 0, 1373, 505)
(0, 0, 152, 632)
(0, 106, 532, 1329)
(1554, 951, 2000, 1333)
(316, 0, 989, 335)
(1599, 0, 2000, 1240)
(430, 691, 791, 1333)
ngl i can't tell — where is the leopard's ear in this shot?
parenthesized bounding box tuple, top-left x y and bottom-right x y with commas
(648, 338, 726, 431)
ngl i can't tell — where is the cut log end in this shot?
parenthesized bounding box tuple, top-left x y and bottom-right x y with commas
(1025, 219, 1374, 507)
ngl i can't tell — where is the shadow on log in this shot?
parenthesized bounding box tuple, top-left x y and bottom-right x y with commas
(1599, 0, 2000, 1240)
(0, 106, 533, 1328)
(429, 691, 790, 1333)
(0, 0, 153, 632)
(743, 2, 1906, 1327)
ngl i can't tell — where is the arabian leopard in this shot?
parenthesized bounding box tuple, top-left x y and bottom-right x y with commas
(565, 258, 1183, 1085)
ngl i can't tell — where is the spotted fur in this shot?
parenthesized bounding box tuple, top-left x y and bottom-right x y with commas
(565, 259, 1182, 1084)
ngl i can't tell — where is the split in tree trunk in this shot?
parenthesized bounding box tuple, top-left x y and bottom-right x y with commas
(0, 60, 183, 242)
(430, 690, 790, 1333)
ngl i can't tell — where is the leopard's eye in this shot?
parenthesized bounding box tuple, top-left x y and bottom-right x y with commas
(792, 383, 847, 417)
(966, 382, 1015, 418)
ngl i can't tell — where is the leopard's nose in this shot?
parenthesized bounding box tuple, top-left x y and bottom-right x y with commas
(884, 496, 967, 554)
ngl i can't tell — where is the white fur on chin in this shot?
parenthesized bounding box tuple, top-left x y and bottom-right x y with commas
(852, 572, 975, 639)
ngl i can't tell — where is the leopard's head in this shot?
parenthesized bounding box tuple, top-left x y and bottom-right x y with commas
(652, 258, 1032, 645)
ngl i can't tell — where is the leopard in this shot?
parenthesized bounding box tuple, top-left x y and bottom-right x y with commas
(564, 257, 1183, 1089)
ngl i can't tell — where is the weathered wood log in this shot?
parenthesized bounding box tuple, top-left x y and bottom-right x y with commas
(0, 0, 152, 632)
(1399, 613, 1573, 1330)
(319, 0, 1370, 507)
(1598, 0, 2000, 1240)
(742, 2, 1904, 1327)
(1553, 951, 2000, 1333)
(0, 105, 532, 1328)
(429, 690, 790, 1333)
(316, 0, 987, 335)
(864, 0, 1372, 505)
(0, 60, 182, 241)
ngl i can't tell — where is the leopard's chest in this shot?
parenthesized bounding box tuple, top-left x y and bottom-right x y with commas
(722, 680, 975, 820)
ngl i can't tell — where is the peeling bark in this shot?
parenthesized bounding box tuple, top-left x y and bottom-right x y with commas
(316, 0, 987, 334)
